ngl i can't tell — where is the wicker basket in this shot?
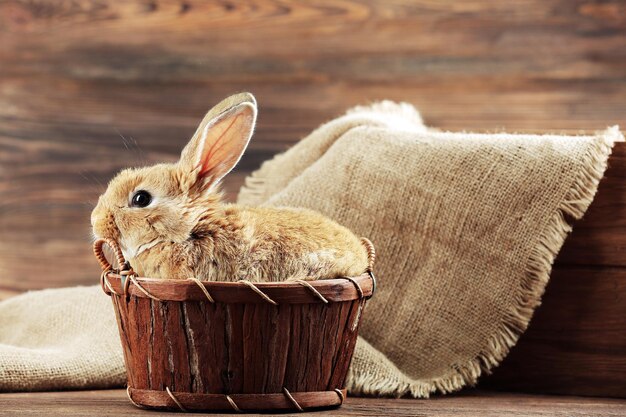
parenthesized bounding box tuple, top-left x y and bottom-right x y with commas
(94, 238, 376, 412)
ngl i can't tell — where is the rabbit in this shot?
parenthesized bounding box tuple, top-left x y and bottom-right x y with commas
(91, 92, 370, 282)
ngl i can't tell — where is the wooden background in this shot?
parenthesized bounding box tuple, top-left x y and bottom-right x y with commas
(1, 0, 625, 397)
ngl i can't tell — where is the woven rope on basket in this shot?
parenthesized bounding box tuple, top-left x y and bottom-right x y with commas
(93, 237, 377, 303)
(93, 237, 374, 412)
(126, 386, 346, 412)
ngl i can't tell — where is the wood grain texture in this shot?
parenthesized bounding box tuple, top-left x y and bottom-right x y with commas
(126, 388, 346, 412)
(101, 273, 373, 302)
(556, 145, 626, 267)
(1, 0, 625, 297)
(1, 389, 625, 417)
(483, 146, 626, 397)
(483, 266, 626, 397)
(0, 0, 625, 400)
(108, 284, 365, 410)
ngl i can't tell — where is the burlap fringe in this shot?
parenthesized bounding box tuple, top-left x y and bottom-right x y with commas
(345, 126, 622, 398)
(240, 165, 277, 201)
(238, 126, 622, 398)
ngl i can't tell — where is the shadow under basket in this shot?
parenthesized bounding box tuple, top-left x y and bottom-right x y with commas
(94, 239, 376, 413)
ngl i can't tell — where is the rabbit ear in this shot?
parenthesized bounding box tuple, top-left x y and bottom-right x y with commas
(179, 93, 257, 188)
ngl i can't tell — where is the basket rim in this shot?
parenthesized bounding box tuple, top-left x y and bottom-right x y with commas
(102, 272, 373, 303)
(127, 387, 346, 412)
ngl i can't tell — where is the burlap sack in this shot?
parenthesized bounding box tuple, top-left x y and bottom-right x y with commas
(0, 102, 620, 395)
(0, 286, 125, 391)
(238, 102, 621, 397)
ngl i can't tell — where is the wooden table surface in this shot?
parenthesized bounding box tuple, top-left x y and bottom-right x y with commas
(1, 389, 625, 417)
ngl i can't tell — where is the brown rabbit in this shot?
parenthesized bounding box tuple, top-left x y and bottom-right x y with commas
(91, 93, 369, 282)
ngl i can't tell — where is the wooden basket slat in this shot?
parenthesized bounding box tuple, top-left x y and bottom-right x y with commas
(128, 388, 347, 412)
(180, 302, 201, 392)
(289, 303, 314, 392)
(242, 303, 267, 393)
(328, 299, 364, 389)
(202, 304, 221, 390)
(326, 300, 353, 390)
(283, 302, 303, 392)
(111, 296, 138, 388)
(304, 303, 328, 389)
(130, 297, 151, 390)
(264, 304, 292, 393)
(170, 303, 194, 392)
(149, 300, 169, 391)
(105, 272, 372, 411)
(224, 304, 245, 394)
(321, 302, 343, 390)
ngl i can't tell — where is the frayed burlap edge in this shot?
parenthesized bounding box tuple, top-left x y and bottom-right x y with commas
(344, 126, 622, 398)
(238, 101, 427, 206)
(238, 122, 622, 398)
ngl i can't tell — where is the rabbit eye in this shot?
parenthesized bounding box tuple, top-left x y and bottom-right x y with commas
(130, 190, 152, 208)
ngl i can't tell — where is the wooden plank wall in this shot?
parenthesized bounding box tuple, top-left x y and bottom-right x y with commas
(1, 0, 625, 295)
(486, 148, 626, 397)
(0, 0, 625, 397)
